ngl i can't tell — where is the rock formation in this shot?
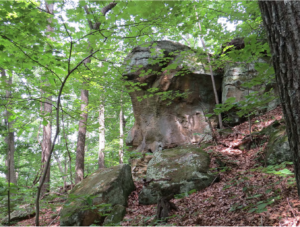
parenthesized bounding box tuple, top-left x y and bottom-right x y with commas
(1, 204, 35, 225)
(222, 58, 279, 125)
(130, 155, 153, 181)
(260, 120, 292, 165)
(139, 145, 216, 205)
(60, 164, 135, 226)
(123, 41, 222, 153)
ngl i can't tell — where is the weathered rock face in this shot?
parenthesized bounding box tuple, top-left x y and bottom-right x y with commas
(60, 164, 135, 226)
(130, 155, 153, 181)
(1, 204, 35, 225)
(139, 146, 216, 205)
(123, 41, 222, 152)
(264, 122, 292, 165)
(222, 59, 279, 125)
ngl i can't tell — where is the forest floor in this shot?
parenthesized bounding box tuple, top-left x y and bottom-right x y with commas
(12, 106, 300, 226)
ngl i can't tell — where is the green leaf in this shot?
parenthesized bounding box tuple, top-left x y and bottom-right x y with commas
(42, 119, 48, 126)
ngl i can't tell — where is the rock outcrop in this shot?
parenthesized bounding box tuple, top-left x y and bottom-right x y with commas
(222, 59, 279, 125)
(1, 204, 35, 225)
(123, 41, 222, 152)
(139, 146, 216, 205)
(263, 121, 292, 165)
(130, 155, 153, 181)
(60, 164, 135, 226)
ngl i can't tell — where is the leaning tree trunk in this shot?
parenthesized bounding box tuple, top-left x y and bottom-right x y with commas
(259, 1, 300, 196)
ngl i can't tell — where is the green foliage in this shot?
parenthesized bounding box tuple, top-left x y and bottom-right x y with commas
(174, 189, 197, 199)
(0, 1, 283, 224)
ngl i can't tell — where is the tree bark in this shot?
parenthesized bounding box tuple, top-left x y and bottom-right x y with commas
(75, 88, 88, 184)
(119, 96, 124, 164)
(259, 1, 300, 196)
(62, 111, 73, 187)
(75, 2, 117, 176)
(40, 2, 53, 196)
(195, 7, 223, 129)
(98, 99, 105, 168)
(41, 93, 52, 194)
(1, 69, 17, 185)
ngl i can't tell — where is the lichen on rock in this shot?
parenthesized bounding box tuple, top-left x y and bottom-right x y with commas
(139, 145, 216, 205)
(60, 164, 135, 226)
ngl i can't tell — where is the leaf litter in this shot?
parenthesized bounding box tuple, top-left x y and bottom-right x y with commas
(12, 106, 300, 226)
(123, 106, 300, 226)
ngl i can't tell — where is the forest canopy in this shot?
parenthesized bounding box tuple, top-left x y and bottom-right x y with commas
(0, 0, 280, 225)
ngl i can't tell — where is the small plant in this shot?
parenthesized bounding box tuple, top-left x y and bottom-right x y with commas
(174, 189, 197, 199)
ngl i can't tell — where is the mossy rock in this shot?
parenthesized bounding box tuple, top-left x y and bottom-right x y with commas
(265, 124, 292, 165)
(102, 204, 126, 226)
(1, 204, 35, 225)
(139, 145, 216, 205)
(60, 164, 135, 226)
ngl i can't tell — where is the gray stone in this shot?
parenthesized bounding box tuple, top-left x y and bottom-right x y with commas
(131, 155, 153, 181)
(139, 146, 216, 205)
(264, 123, 292, 165)
(60, 164, 135, 226)
(123, 41, 222, 152)
(222, 58, 279, 125)
(1, 204, 35, 225)
(103, 204, 126, 226)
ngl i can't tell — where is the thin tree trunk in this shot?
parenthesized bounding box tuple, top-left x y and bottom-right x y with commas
(40, 2, 54, 196)
(1, 68, 13, 226)
(62, 111, 73, 187)
(98, 99, 105, 168)
(119, 96, 124, 164)
(53, 151, 67, 188)
(35, 3, 54, 225)
(64, 155, 67, 190)
(75, 2, 117, 178)
(258, 1, 300, 196)
(40, 94, 52, 194)
(1, 69, 17, 185)
(75, 89, 88, 184)
(194, 7, 223, 129)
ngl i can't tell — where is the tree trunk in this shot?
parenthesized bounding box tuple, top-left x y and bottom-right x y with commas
(53, 151, 67, 188)
(41, 93, 52, 195)
(75, 89, 89, 184)
(39, 2, 54, 196)
(259, 1, 300, 196)
(98, 99, 105, 168)
(195, 9, 223, 129)
(1, 69, 17, 185)
(62, 111, 73, 187)
(119, 99, 124, 164)
(79, 2, 117, 172)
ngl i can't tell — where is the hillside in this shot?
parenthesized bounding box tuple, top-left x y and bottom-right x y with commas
(9, 105, 299, 226)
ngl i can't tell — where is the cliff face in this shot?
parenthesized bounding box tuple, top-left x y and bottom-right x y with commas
(123, 40, 279, 153)
(123, 41, 222, 153)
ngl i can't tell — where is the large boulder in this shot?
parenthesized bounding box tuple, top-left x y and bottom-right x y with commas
(123, 40, 222, 152)
(60, 164, 135, 226)
(139, 146, 216, 205)
(1, 204, 35, 225)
